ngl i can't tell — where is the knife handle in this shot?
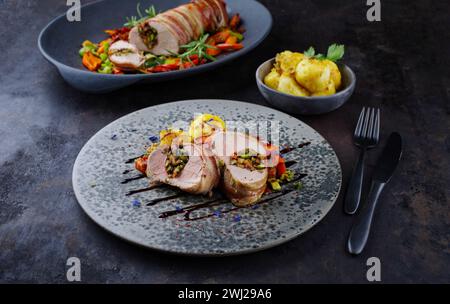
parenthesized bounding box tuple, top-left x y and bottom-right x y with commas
(344, 149, 366, 214)
(347, 180, 385, 255)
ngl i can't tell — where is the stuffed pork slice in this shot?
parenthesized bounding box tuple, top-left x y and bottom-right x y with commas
(210, 131, 271, 206)
(222, 169, 267, 206)
(129, 20, 180, 55)
(146, 143, 218, 195)
(210, 131, 268, 162)
(108, 40, 144, 69)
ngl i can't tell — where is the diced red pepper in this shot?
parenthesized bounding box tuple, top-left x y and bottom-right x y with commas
(276, 157, 287, 177)
(135, 156, 148, 174)
(148, 64, 180, 73)
(216, 43, 244, 51)
(183, 58, 199, 68)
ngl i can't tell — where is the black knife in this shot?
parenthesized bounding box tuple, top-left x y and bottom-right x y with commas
(347, 132, 403, 255)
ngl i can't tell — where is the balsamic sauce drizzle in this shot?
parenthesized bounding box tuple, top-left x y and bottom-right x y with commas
(125, 155, 144, 164)
(280, 142, 311, 154)
(121, 174, 146, 184)
(122, 141, 311, 220)
(146, 193, 184, 206)
(125, 185, 161, 196)
(159, 174, 307, 221)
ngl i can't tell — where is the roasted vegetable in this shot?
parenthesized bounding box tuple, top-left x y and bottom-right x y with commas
(82, 52, 102, 71)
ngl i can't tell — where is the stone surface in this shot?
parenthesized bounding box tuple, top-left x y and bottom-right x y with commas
(0, 0, 448, 283)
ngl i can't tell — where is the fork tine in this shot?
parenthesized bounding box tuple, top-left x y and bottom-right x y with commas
(367, 108, 375, 141)
(374, 108, 380, 142)
(361, 107, 371, 139)
(354, 107, 366, 138)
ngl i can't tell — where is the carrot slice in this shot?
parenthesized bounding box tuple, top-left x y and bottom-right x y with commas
(82, 52, 102, 71)
(206, 41, 221, 56)
(210, 30, 230, 44)
(229, 14, 241, 29)
(225, 35, 238, 45)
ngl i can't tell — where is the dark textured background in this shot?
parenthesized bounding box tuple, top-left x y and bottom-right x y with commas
(0, 0, 449, 283)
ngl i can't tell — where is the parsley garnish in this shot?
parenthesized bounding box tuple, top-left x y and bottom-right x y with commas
(304, 44, 345, 62)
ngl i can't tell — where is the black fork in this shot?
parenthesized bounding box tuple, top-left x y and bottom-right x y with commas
(344, 107, 380, 214)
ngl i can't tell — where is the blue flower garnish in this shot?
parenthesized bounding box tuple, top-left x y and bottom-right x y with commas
(233, 215, 241, 222)
(149, 135, 158, 143)
(213, 210, 222, 218)
(132, 199, 141, 207)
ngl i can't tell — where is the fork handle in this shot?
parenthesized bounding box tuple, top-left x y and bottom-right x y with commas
(347, 180, 385, 255)
(344, 149, 366, 214)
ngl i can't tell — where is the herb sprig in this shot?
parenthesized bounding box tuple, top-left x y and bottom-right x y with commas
(124, 3, 158, 28)
(177, 34, 217, 62)
(304, 44, 345, 62)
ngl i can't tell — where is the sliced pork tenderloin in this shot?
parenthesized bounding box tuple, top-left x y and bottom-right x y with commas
(146, 142, 219, 195)
(108, 40, 144, 70)
(129, 0, 229, 55)
(210, 131, 276, 206)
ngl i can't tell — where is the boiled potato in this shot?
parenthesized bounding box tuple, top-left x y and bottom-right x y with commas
(323, 60, 341, 89)
(295, 58, 332, 93)
(277, 73, 310, 97)
(264, 68, 281, 89)
(275, 51, 305, 74)
(311, 80, 336, 96)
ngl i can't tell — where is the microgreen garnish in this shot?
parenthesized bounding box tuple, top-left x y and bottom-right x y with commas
(124, 3, 158, 28)
(304, 44, 345, 62)
(144, 56, 166, 68)
(294, 182, 303, 190)
(178, 34, 217, 62)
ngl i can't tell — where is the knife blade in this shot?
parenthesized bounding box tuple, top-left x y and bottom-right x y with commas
(372, 132, 403, 183)
(347, 132, 403, 255)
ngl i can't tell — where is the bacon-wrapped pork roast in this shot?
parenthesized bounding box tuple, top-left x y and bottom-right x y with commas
(129, 0, 229, 55)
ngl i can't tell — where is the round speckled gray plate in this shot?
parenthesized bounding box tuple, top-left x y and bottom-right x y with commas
(72, 100, 341, 256)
